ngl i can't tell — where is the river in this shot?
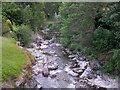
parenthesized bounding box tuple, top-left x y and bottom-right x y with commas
(17, 31, 118, 89)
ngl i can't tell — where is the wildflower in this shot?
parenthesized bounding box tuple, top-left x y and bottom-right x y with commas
(6, 19, 11, 27)
(6, 19, 13, 31)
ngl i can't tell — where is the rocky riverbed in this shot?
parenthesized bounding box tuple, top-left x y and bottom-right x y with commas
(15, 33, 119, 89)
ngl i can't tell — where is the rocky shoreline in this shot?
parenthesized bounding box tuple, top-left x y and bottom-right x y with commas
(15, 33, 118, 89)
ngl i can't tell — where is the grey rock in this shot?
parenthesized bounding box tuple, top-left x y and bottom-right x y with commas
(37, 84, 42, 88)
(80, 66, 92, 79)
(79, 57, 84, 61)
(55, 43, 61, 47)
(42, 67, 49, 77)
(68, 55, 76, 59)
(48, 63, 58, 70)
(78, 61, 89, 70)
(36, 47, 41, 50)
(64, 67, 78, 77)
(72, 68, 83, 74)
(42, 51, 54, 56)
(72, 58, 78, 61)
(15, 81, 22, 87)
(40, 44, 48, 49)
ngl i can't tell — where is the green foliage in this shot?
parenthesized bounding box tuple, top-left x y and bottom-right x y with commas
(2, 2, 46, 46)
(29, 2, 46, 31)
(1, 37, 27, 81)
(58, 3, 98, 50)
(2, 2, 46, 31)
(52, 2, 120, 75)
(101, 49, 120, 74)
(99, 4, 120, 30)
(17, 25, 33, 47)
(2, 2, 23, 25)
(90, 27, 117, 53)
(44, 2, 61, 19)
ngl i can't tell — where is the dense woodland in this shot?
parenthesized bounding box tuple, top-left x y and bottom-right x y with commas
(1, 2, 120, 81)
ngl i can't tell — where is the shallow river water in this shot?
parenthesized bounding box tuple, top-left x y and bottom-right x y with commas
(23, 33, 118, 89)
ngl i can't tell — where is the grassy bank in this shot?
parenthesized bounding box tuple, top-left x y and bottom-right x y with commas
(1, 37, 27, 81)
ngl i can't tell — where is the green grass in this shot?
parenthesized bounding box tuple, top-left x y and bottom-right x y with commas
(1, 36, 27, 81)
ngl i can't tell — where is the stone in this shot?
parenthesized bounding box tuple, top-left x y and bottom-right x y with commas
(36, 47, 41, 50)
(68, 55, 76, 59)
(75, 83, 87, 88)
(49, 43, 56, 47)
(80, 66, 92, 79)
(48, 63, 58, 70)
(64, 48, 72, 54)
(72, 57, 78, 61)
(64, 66, 78, 77)
(33, 66, 42, 75)
(55, 43, 61, 47)
(42, 67, 49, 77)
(72, 68, 83, 74)
(43, 41, 49, 45)
(35, 54, 41, 58)
(37, 84, 42, 88)
(79, 57, 84, 61)
(55, 54, 58, 57)
(78, 61, 89, 70)
(40, 44, 48, 49)
(15, 81, 22, 87)
(50, 74, 57, 78)
(49, 38, 56, 43)
(30, 43, 37, 48)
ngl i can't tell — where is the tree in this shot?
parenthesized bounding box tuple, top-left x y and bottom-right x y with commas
(44, 2, 61, 19)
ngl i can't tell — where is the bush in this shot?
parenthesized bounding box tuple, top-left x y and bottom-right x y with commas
(101, 49, 120, 74)
(17, 25, 33, 47)
(53, 2, 120, 75)
(90, 27, 116, 53)
(58, 3, 96, 51)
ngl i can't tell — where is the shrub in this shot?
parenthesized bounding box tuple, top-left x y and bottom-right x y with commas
(17, 25, 33, 47)
(102, 49, 120, 74)
(90, 27, 116, 53)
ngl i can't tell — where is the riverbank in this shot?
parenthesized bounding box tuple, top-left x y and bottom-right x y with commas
(16, 32, 118, 89)
(1, 37, 35, 88)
